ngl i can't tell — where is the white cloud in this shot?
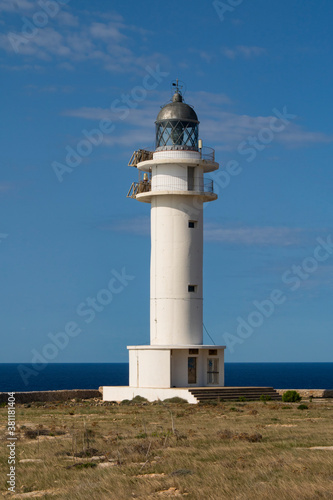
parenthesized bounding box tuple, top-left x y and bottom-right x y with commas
(57, 61, 74, 71)
(102, 130, 154, 149)
(204, 225, 307, 246)
(0, 62, 42, 71)
(0, 182, 14, 193)
(62, 89, 333, 152)
(25, 83, 73, 93)
(221, 45, 266, 59)
(192, 95, 333, 150)
(0, 10, 167, 75)
(99, 216, 150, 236)
(0, 0, 35, 13)
(189, 48, 214, 63)
(99, 219, 320, 248)
(89, 22, 128, 42)
(57, 12, 79, 27)
(276, 127, 333, 147)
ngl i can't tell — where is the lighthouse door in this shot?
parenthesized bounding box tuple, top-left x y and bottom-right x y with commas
(207, 358, 219, 384)
(188, 357, 197, 384)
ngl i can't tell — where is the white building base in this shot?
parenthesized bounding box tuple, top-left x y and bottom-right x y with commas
(102, 386, 199, 404)
(102, 344, 226, 404)
(127, 345, 225, 389)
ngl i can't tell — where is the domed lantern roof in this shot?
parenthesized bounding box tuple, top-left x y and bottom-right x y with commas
(155, 86, 199, 152)
(156, 91, 199, 123)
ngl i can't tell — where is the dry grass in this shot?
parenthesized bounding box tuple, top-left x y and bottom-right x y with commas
(1, 398, 333, 499)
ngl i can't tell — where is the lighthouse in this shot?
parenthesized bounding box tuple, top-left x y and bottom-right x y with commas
(103, 83, 225, 403)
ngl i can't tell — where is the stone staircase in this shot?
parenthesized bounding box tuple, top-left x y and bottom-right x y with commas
(188, 386, 281, 403)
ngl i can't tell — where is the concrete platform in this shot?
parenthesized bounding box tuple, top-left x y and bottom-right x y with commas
(102, 386, 198, 404)
(102, 386, 281, 404)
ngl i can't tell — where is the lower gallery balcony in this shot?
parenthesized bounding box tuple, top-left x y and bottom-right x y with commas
(127, 174, 216, 201)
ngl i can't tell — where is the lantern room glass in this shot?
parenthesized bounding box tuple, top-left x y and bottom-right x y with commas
(155, 120, 199, 151)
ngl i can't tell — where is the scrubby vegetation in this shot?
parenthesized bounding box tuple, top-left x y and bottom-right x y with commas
(282, 390, 302, 402)
(1, 397, 333, 499)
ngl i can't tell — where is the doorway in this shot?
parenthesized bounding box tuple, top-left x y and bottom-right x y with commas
(188, 357, 197, 384)
(207, 358, 219, 384)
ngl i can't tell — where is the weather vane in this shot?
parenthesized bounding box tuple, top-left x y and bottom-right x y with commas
(171, 78, 184, 95)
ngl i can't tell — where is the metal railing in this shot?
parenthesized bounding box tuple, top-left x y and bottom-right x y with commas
(128, 146, 216, 166)
(200, 146, 215, 162)
(127, 175, 214, 198)
(128, 149, 153, 167)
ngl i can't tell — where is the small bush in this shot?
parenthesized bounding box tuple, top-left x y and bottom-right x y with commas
(24, 428, 49, 439)
(24, 428, 66, 439)
(260, 394, 272, 402)
(229, 407, 243, 412)
(74, 448, 99, 458)
(0, 402, 6, 408)
(238, 396, 247, 402)
(199, 399, 218, 406)
(163, 397, 188, 404)
(297, 404, 308, 410)
(132, 395, 148, 403)
(282, 390, 302, 403)
(217, 429, 262, 442)
(135, 432, 148, 439)
(217, 429, 234, 440)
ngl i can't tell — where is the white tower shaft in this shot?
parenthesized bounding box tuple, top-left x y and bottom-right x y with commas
(136, 151, 218, 346)
(151, 191, 203, 345)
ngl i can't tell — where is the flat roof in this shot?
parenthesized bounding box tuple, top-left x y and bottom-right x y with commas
(127, 345, 226, 350)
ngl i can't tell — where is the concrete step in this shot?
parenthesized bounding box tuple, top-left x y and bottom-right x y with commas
(188, 386, 281, 402)
(190, 391, 279, 396)
(194, 395, 281, 401)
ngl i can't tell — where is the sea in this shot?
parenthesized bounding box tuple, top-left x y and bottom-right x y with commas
(0, 363, 332, 393)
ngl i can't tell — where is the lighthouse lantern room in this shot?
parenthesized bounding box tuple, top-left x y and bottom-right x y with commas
(103, 82, 225, 403)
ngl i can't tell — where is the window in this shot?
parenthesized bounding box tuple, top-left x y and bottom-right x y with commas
(188, 285, 197, 293)
(207, 358, 219, 384)
(189, 349, 199, 355)
(209, 349, 217, 356)
(187, 166, 195, 190)
(188, 220, 197, 228)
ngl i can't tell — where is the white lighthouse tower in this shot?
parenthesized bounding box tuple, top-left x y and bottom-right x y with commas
(103, 83, 225, 403)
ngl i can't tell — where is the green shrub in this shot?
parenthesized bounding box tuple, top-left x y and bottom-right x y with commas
(72, 462, 97, 469)
(135, 432, 148, 439)
(282, 390, 301, 402)
(238, 396, 246, 402)
(132, 395, 148, 403)
(297, 404, 308, 410)
(260, 394, 272, 402)
(163, 397, 188, 404)
(199, 399, 218, 406)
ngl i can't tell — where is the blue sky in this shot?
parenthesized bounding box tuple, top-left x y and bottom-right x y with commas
(0, 0, 332, 364)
